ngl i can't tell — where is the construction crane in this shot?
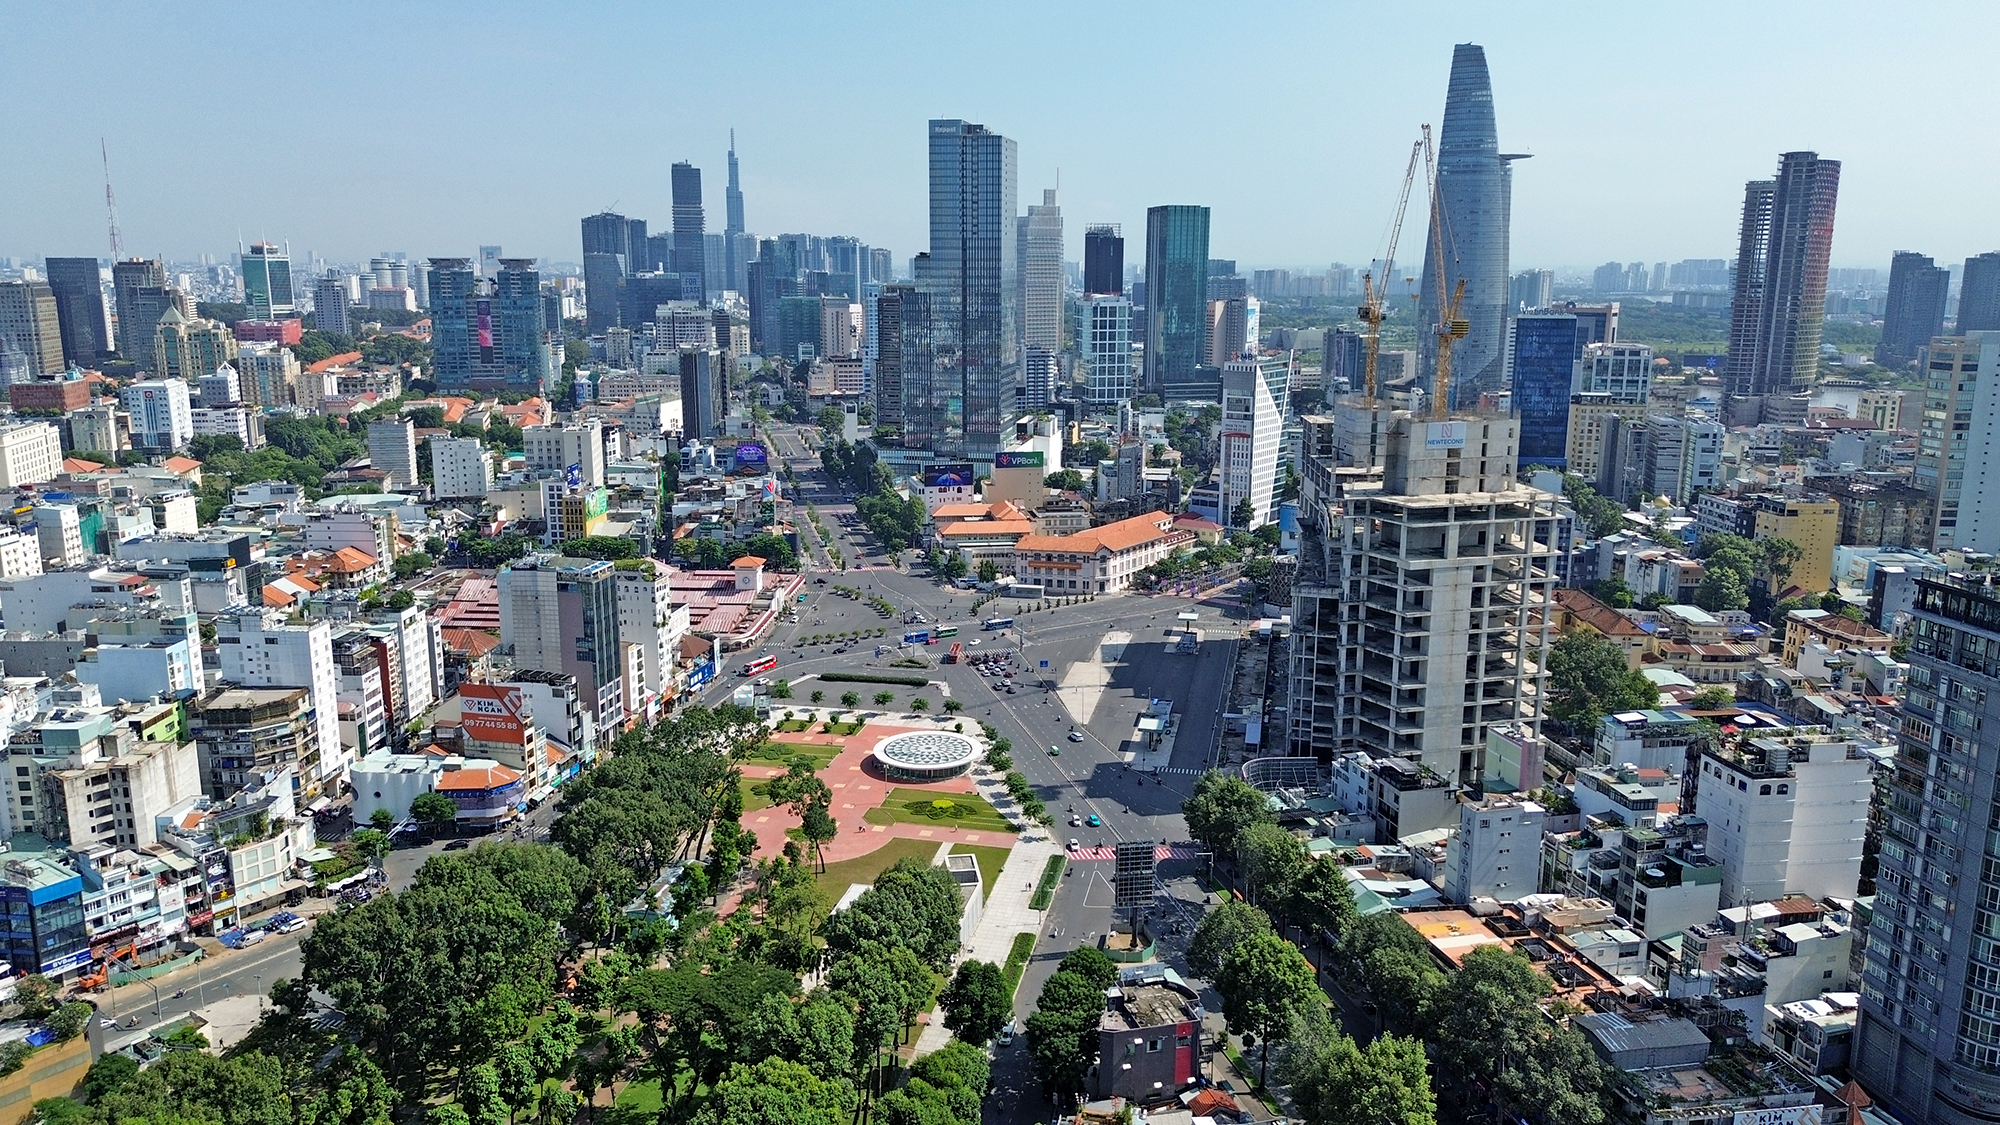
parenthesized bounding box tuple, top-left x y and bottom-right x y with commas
(1357, 133, 1427, 403)
(1422, 129, 1470, 420)
(101, 139, 123, 260)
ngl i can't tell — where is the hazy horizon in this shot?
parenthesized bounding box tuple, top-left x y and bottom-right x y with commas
(5, 1, 1997, 275)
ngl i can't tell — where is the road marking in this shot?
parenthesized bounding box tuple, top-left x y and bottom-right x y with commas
(1062, 844, 1197, 862)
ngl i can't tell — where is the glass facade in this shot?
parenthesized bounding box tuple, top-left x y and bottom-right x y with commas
(920, 119, 1017, 463)
(1083, 296, 1133, 405)
(430, 258, 550, 391)
(1507, 313, 1576, 468)
(241, 244, 295, 319)
(672, 162, 706, 304)
(1143, 205, 1211, 391)
(1417, 44, 1514, 409)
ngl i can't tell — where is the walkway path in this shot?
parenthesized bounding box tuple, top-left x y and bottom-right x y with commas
(911, 834, 1061, 1058)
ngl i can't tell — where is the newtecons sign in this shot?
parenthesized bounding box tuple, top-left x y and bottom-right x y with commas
(460, 683, 528, 745)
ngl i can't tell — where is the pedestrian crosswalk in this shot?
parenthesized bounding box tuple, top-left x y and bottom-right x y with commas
(1153, 766, 1208, 776)
(1063, 843, 1199, 862)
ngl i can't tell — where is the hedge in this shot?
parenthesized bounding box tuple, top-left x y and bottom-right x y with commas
(817, 672, 930, 687)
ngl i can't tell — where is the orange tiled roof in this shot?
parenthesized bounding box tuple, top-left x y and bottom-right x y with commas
(940, 520, 1035, 538)
(62, 457, 108, 474)
(435, 764, 522, 791)
(931, 502, 990, 520)
(307, 351, 364, 373)
(329, 547, 380, 573)
(162, 456, 202, 474)
(1552, 588, 1647, 638)
(442, 628, 503, 657)
(731, 555, 766, 567)
(1013, 511, 1174, 555)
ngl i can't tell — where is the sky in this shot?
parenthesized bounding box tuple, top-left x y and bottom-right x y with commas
(4, 1, 1999, 276)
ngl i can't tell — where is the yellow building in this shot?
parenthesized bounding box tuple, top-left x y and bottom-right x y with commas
(1564, 393, 1644, 482)
(1752, 497, 1839, 595)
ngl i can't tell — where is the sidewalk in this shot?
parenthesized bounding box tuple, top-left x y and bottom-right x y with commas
(911, 834, 1059, 1057)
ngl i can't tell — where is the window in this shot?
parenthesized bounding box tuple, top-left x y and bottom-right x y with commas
(1760, 785, 1772, 796)
(1778, 784, 1789, 795)
(1147, 1038, 1162, 1053)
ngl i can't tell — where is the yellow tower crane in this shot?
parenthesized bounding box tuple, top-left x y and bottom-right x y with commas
(1357, 134, 1427, 403)
(1423, 127, 1470, 420)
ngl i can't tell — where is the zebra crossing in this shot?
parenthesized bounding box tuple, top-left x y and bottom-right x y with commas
(1063, 843, 1199, 862)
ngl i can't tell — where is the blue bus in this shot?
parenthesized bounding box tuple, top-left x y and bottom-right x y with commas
(903, 630, 931, 644)
(982, 616, 1014, 630)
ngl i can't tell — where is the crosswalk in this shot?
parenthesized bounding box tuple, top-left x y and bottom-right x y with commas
(1153, 766, 1208, 776)
(1063, 843, 1199, 862)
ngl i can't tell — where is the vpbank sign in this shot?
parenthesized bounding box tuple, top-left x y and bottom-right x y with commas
(1425, 421, 1468, 450)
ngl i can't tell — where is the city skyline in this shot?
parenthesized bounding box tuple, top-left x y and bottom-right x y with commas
(4, 3, 1998, 273)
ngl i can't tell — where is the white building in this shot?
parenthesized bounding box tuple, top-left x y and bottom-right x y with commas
(0, 528, 42, 578)
(366, 418, 419, 491)
(524, 420, 607, 488)
(1023, 346, 1058, 410)
(0, 421, 63, 487)
(366, 606, 439, 722)
(1020, 188, 1064, 353)
(195, 363, 241, 407)
(32, 504, 85, 568)
(1643, 412, 1724, 505)
(1219, 358, 1284, 529)
(189, 406, 261, 450)
(121, 380, 194, 452)
(213, 609, 346, 793)
(1442, 793, 1545, 904)
(430, 436, 493, 500)
(300, 507, 394, 561)
(1694, 732, 1873, 908)
(642, 301, 716, 349)
(614, 560, 689, 723)
(1577, 341, 1654, 400)
(1081, 296, 1133, 406)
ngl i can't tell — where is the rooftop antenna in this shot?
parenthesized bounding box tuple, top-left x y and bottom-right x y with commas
(100, 139, 123, 259)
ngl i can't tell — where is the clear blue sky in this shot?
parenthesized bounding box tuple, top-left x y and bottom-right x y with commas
(4, 1, 1996, 274)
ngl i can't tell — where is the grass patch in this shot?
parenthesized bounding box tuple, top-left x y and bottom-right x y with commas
(949, 843, 1011, 902)
(1001, 931, 1037, 1002)
(823, 721, 863, 736)
(773, 719, 813, 733)
(1029, 854, 1066, 911)
(812, 835, 941, 896)
(819, 671, 930, 687)
(740, 741, 839, 769)
(739, 775, 773, 813)
(863, 788, 1014, 833)
(613, 1079, 663, 1114)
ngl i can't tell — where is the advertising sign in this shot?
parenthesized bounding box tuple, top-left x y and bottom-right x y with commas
(733, 442, 769, 471)
(923, 462, 976, 489)
(994, 451, 1045, 469)
(1424, 421, 1468, 449)
(583, 489, 610, 522)
(460, 683, 528, 745)
(566, 462, 583, 489)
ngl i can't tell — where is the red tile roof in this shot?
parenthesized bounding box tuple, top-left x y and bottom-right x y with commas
(307, 351, 364, 373)
(435, 763, 521, 791)
(1014, 511, 1175, 555)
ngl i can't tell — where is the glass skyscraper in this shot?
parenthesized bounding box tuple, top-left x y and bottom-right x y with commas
(429, 258, 551, 392)
(1876, 250, 1949, 368)
(1504, 312, 1577, 468)
(240, 242, 295, 319)
(1084, 225, 1123, 297)
(1143, 205, 1211, 392)
(42, 257, 110, 367)
(672, 162, 706, 304)
(917, 119, 1017, 462)
(1417, 44, 1522, 410)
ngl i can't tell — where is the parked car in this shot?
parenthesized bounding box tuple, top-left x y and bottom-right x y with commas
(444, 839, 470, 851)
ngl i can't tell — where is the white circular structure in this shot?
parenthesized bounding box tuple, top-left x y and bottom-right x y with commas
(873, 730, 981, 782)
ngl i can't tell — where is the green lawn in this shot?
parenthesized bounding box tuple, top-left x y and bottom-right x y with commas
(772, 719, 812, 733)
(1001, 931, 1037, 1001)
(812, 835, 940, 896)
(949, 843, 1011, 903)
(823, 721, 863, 736)
(863, 788, 1013, 834)
(740, 741, 840, 769)
(738, 775, 773, 813)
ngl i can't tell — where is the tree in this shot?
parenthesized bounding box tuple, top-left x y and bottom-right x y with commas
(1217, 930, 1321, 1086)
(1239, 822, 1307, 915)
(1586, 576, 1634, 608)
(1056, 945, 1119, 990)
(1689, 685, 1736, 710)
(1231, 497, 1258, 529)
(1183, 770, 1276, 856)
(873, 691, 895, 706)
(939, 960, 1010, 1046)
(1187, 901, 1274, 980)
(693, 1058, 856, 1125)
(1421, 946, 1607, 1125)
(771, 680, 793, 700)
(350, 828, 390, 864)
(1545, 631, 1658, 734)
(1694, 567, 1750, 613)
(1043, 469, 1088, 491)
(809, 690, 825, 704)
(410, 791, 458, 835)
(941, 698, 963, 715)
(1287, 858, 1359, 947)
(840, 691, 861, 708)
(1758, 536, 1805, 594)
(1288, 1031, 1437, 1125)
(369, 807, 395, 832)
(740, 990, 855, 1082)
(555, 537, 640, 561)
(822, 858, 964, 970)
(1026, 969, 1104, 1098)
(910, 697, 930, 712)
(816, 406, 845, 433)
(45, 1002, 91, 1042)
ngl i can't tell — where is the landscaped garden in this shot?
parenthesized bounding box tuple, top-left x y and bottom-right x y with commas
(863, 788, 1013, 833)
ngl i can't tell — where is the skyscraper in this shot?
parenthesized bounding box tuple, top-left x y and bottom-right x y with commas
(1854, 572, 2000, 1121)
(1912, 333, 2000, 553)
(1084, 225, 1124, 297)
(1219, 358, 1284, 528)
(429, 258, 553, 391)
(917, 119, 1017, 462)
(1143, 205, 1211, 392)
(0, 282, 65, 377)
(1723, 152, 1840, 416)
(672, 162, 706, 304)
(241, 242, 295, 319)
(313, 272, 351, 337)
(1081, 295, 1133, 406)
(112, 257, 185, 369)
(873, 285, 908, 435)
(1417, 44, 1524, 409)
(42, 258, 110, 367)
(726, 130, 749, 294)
(1958, 251, 2000, 333)
(1508, 268, 1552, 312)
(1020, 188, 1063, 354)
(1504, 311, 1578, 468)
(580, 211, 632, 333)
(1876, 251, 1950, 368)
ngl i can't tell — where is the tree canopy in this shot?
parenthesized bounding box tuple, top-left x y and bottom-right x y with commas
(1183, 770, 1276, 856)
(1545, 631, 1658, 734)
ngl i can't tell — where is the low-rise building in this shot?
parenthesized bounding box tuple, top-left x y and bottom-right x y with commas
(1093, 964, 1205, 1101)
(1011, 510, 1189, 595)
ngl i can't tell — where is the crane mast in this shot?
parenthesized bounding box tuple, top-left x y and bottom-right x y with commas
(1358, 135, 1425, 403)
(1423, 129, 1469, 419)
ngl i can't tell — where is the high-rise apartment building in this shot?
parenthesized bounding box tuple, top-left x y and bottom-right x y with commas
(42, 258, 110, 367)
(1084, 225, 1123, 297)
(0, 281, 65, 378)
(1206, 295, 1258, 366)
(1020, 189, 1064, 354)
(1022, 346, 1057, 410)
(672, 162, 706, 304)
(367, 418, 420, 491)
(1724, 152, 1841, 418)
(429, 436, 492, 500)
(313, 272, 350, 337)
(818, 296, 861, 359)
(1081, 295, 1134, 406)
(1916, 334, 2000, 554)
(121, 379, 193, 452)
(1852, 573, 2000, 1121)
(1959, 251, 2000, 334)
(524, 420, 606, 488)
(240, 242, 295, 320)
(429, 258, 552, 391)
(1503, 311, 1578, 468)
(1576, 341, 1653, 400)
(1219, 358, 1284, 529)
(112, 258, 175, 366)
(873, 286, 908, 433)
(152, 307, 239, 382)
(1287, 411, 1558, 783)
(1877, 251, 1950, 368)
(916, 119, 1018, 462)
(677, 349, 727, 439)
(1143, 205, 1211, 392)
(214, 607, 344, 792)
(498, 555, 625, 733)
(0, 423, 63, 489)
(1417, 44, 1524, 409)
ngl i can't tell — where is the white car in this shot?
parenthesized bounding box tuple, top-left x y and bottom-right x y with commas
(996, 1020, 1015, 1046)
(967, 638, 981, 646)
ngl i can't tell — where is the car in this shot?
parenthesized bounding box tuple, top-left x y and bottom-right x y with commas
(1086, 814, 1102, 828)
(1068, 838, 1080, 849)
(270, 914, 309, 934)
(1005, 685, 1016, 694)
(967, 638, 981, 646)
(1068, 730, 1084, 742)
(444, 839, 470, 851)
(1048, 745, 1060, 756)
(996, 1020, 1015, 1046)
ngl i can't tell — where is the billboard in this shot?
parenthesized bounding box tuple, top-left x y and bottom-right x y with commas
(923, 462, 976, 489)
(582, 488, 610, 521)
(1424, 421, 1468, 449)
(733, 442, 769, 471)
(460, 683, 528, 745)
(994, 451, 1045, 469)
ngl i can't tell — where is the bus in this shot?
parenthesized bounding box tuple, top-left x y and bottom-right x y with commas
(982, 616, 1015, 631)
(935, 625, 960, 639)
(739, 654, 778, 677)
(903, 630, 931, 645)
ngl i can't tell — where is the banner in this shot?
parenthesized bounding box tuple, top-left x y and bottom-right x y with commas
(994, 451, 1045, 469)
